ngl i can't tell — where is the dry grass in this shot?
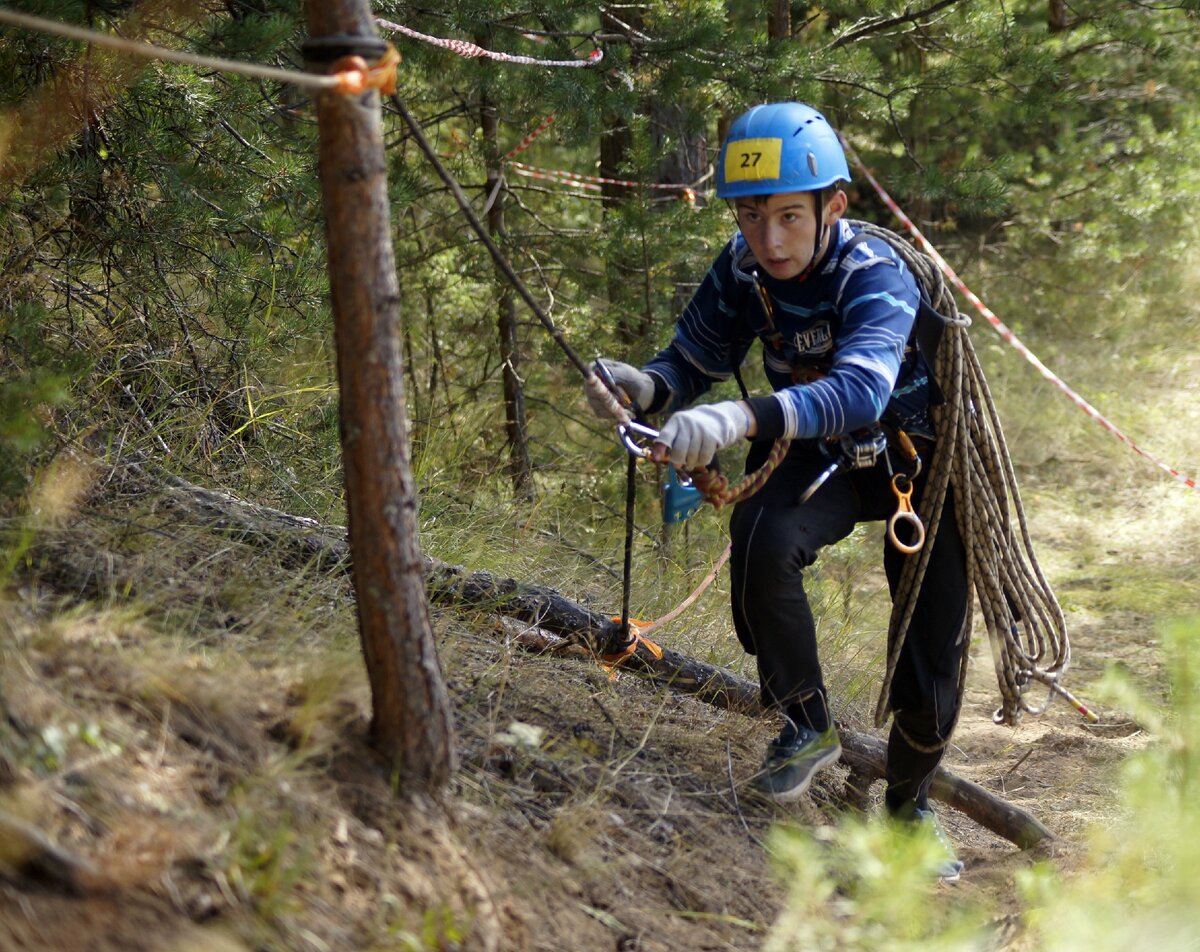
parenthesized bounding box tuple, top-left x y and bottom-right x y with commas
(0, 473, 804, 951)
(2, 322, 1197, 952)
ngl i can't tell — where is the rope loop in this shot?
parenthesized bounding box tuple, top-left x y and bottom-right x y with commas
(687, 438, 790, 510)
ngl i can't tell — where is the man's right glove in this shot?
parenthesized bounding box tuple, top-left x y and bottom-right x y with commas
(586, 359, 656, 420)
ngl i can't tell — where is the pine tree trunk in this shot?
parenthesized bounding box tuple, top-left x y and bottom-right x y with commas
(768, 0, 791, 40)
(1048, 0, 1070, 31)
(479, 82, 534, 498)
(599, 7, 643, 343)
(305, 0, 455, 793)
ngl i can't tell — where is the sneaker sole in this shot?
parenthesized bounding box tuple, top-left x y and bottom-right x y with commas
(768, 742, 843, 804)
(938, 865, 963, 884)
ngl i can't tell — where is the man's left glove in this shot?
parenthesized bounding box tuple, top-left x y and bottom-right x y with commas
(653, 401, 752, 470)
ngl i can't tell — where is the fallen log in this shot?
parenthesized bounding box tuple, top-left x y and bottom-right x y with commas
(104, 459, 1055, 848)
(502, 623, 1054, 849)
(837, 731, 1054, 850)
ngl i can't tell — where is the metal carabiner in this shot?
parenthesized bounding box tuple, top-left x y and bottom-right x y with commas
(594, 359, 660, 460)
(618, 419, 660, 458)
(892, 428, 923, 481)
(887, 473, 925, 554)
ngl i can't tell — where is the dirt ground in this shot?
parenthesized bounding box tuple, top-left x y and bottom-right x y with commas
(0, 466, 1178, 951)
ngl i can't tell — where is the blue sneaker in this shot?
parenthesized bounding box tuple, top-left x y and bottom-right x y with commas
(753, 722, 842, 803)
(913, 807, 965, 883)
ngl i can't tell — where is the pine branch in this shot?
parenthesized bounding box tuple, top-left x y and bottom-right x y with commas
(828, 0, 967, 50)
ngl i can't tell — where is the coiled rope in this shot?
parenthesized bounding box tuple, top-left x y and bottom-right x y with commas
(853, 221, 1072, 741)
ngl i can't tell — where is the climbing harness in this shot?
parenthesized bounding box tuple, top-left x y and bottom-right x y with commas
(799, 427, 890, 505)
(795, 426, 926, 555)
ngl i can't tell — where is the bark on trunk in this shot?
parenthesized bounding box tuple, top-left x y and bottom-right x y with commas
(1048, 0, 1071, 32)
(768, 0, 791, 40)
(599, 7, 646, 343)
(305, 0, 455, 793)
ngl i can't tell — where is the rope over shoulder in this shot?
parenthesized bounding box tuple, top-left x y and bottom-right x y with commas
(851, 220, 1073, 741)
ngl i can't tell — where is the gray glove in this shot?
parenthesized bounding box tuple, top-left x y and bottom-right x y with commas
(586, 359, 656, 419)
(654, 401, 752, 470)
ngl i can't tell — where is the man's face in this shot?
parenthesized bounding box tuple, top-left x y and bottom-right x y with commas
(733, 191, 831, 281)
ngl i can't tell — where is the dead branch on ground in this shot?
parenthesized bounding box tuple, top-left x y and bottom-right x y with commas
(81, 458, 1056, 849)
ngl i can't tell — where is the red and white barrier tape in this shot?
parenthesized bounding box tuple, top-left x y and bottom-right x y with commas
(509, 161, 700, 200)
(841, 134, 1198, 492)
(376, 18, 602, 68)
(510, 161, 603, 191)
(503, 114, 557, 161)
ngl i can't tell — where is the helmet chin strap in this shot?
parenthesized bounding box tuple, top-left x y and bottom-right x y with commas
(793, 187, 829, 283)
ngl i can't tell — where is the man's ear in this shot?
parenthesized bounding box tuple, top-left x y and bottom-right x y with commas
(823, 189, 848, 225)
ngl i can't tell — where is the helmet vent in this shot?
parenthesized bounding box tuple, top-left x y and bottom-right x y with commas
(807, 152, 819, 176)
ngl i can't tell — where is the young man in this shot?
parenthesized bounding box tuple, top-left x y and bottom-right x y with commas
(587, 102, 968, 879)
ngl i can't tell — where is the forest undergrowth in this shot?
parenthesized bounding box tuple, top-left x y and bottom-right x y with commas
(2, 245, 1200, 950)
(2, 1, 1200, 947)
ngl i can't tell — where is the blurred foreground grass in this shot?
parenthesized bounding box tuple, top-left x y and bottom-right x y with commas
(763, 618, 1200, 952)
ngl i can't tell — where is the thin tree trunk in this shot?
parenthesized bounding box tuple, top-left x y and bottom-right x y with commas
(305, 0, 455, 793)
(1048, 0, 1070, 32)
(768, 0, 791, 40)
(599, 7, 643, 344)
(479, 80, 534, 498)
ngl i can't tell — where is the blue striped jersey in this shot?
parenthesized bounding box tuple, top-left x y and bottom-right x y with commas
(643, 219, 935, 440)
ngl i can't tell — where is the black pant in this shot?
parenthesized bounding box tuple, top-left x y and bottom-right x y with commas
(728, 439, 969, 810)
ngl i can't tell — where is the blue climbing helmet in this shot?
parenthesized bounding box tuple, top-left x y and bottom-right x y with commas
(716, 102, 851, 199)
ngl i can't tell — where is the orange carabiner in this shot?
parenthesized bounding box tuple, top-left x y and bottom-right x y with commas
(887, 473, 925, 555)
